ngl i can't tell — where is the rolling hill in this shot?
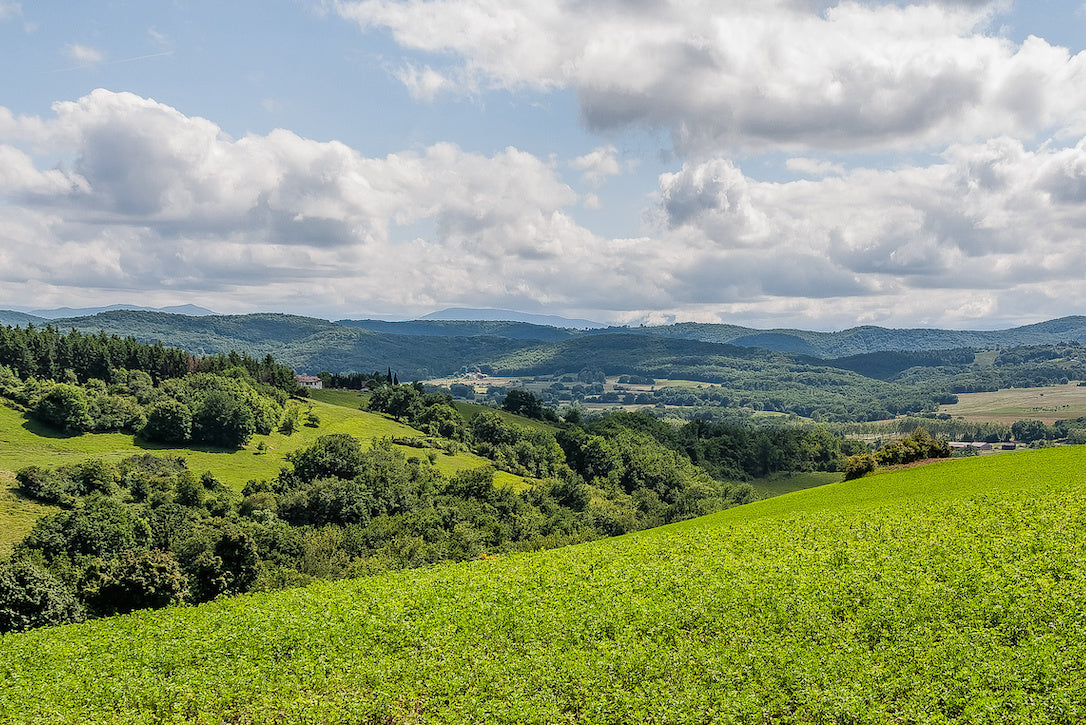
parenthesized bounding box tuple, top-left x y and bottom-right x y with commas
(2, 447, 1083, 722)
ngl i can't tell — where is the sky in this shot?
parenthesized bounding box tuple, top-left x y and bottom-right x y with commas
(3, 1, 1086, 330)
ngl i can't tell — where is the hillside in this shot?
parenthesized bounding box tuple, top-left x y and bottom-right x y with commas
(605, 315, 1086, 355)
(30, 311, 1086, 377)
(2, 447, 1084, 722)
(0, 392, 507, 491)
(0, 310, 46, 327)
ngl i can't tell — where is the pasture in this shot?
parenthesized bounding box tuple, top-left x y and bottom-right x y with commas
(938, 381, 1086, 424)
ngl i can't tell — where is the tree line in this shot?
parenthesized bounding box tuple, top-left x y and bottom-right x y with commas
(0, 325, 304, 448)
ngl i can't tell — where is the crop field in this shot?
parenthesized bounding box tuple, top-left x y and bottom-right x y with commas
(3, 447, 1085, 723)
(938, 381, 1086, 424)
(0, 400, 515, 492)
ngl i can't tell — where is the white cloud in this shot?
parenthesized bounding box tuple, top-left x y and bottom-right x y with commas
(0, 1, 19, 21)
(7, 89, 1086, 328)
(64, 43, 103, 66)
(786, 157, 845, 177)
(337, 0, 1086, 156)
(394, 64, 458, 101)
(569, 145, 621, 187)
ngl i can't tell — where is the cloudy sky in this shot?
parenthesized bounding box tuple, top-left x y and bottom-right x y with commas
(3, 1, 1086, 329)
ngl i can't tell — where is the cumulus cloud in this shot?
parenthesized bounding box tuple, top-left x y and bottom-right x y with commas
(0, 90, 614, 316)
(336, 0, 1086, 155)
(7, 89, 1086, 328)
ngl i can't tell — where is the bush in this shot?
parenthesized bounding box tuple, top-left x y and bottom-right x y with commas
(843, 453, 877, 480)
(78, 549, 188, 616)
(0, 559, 84, 634)
(35, 383, 94, 432)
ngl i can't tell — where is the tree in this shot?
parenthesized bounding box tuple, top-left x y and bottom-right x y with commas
(502, 390, 545, 420)
(142, 400, 193, 443)
(285, 433, 366, 485)
(19, 495, 152, 563)
(0, 559, 84, 634)
(35, 383, 94, 432)
(368, 384, 422, 422)
(1011, 419, 1050, 443)
(192, 390, 256, 447)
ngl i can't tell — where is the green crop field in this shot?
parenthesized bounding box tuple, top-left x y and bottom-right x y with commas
(939, 381, 1086, 424)
(3, 447, 1085, 723)
(0, 400, 517, 493)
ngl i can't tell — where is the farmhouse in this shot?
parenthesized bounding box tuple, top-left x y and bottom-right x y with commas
(296, 375, 322, 390)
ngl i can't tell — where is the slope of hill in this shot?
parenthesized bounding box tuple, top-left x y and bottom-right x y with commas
(2, 447, 1083, 722)
(0, 393, 503, 491)
(0, 310, 46, 327)
(612, 315, 1086, 356)
(32, 304, 216, 318)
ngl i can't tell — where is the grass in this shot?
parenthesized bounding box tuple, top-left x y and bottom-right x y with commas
(749, 470, 843, 500)
(938, 381, 1086, 424)
(451, 400, 560, 433)
(0, 472, 57, 558)
(0, 399, 519, 493)
(3, 447, 1085, 722)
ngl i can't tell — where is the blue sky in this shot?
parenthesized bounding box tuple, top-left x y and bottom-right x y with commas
(3, 0, 1086, 329)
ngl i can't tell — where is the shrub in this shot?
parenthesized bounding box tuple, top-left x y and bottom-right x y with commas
(843, 453, 877, 480)
(78, 549, 188, 616)
(0, 559, 84, 634)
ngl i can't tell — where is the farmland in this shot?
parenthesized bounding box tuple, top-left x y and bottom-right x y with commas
(2, 447, 1084, 723)
(938, 381, 1086, 424)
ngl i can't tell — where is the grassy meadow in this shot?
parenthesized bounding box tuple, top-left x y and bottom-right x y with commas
(0, 471, 56, 558)
(0, 395, 518, 492)
(938, 381, 1086, 424)
(2, 447, 1085, 723)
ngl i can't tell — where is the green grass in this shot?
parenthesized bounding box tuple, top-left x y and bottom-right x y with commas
(306, 387, 368, 408)
(451, 400, 560, 433)
(3, 448, 1086, 722)
(0, 401, 516, 493)
(749, 470, 843, 500)
(0, 473, 57, 558)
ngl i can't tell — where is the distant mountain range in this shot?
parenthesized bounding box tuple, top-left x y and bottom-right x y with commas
(27, 304, 217, 319)
(3, 308, 1086, 378)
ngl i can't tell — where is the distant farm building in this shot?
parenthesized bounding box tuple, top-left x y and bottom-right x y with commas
(949, 441, 993, 451)
(296, 375, 323, 389)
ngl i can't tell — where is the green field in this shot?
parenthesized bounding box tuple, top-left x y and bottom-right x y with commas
(749, 470, 843, 499)
(939, 381, 1086, 424)
(0, 398, 516, 491)
(3, 447, 1084, 723)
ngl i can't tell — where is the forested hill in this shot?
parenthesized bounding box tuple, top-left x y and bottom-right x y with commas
(5, 309, 1086, 377)
(596, 316, 1086, 355)
(0, 310, 46, 327)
